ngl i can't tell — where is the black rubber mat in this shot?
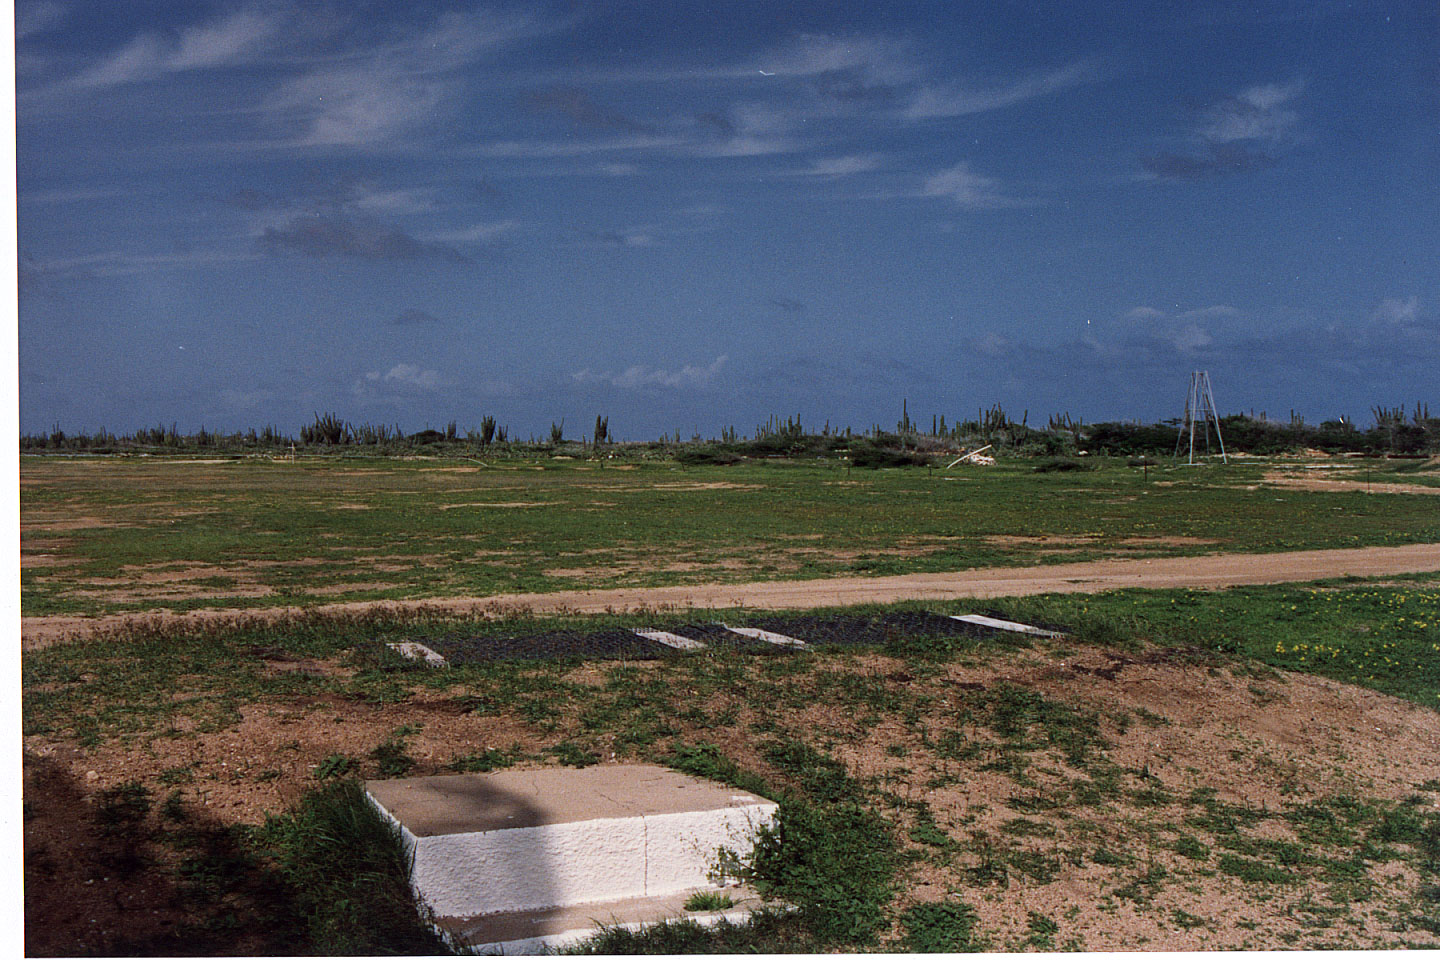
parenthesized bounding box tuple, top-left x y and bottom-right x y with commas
(673, 622, 786, 652)
(743, 611, 994, 647)
(434, 628, 673, 664)
(412, 609, 1039, 666)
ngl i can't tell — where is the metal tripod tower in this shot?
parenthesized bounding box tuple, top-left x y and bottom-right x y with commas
(1174, 370, 1227, 465)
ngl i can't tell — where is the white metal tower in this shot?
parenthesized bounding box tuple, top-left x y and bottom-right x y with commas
(1175, 371, 1227, 464)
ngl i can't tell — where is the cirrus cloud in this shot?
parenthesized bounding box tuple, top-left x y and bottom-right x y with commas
(573, 355, 728, 390)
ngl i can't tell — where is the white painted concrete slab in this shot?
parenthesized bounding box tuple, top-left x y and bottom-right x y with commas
(721, 625, 807, 648)
(634, 628, 707, 651)
(386, 641, 448, 667)
(950, 613, 1065, 638)
(365, 764, 777, 928)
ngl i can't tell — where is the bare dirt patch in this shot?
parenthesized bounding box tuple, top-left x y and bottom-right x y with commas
(646, 481, 762, 491)
(306, 582, 405, 596)
(1263, 471, 1440, 495)
(23, 543, 1440, 649)
(22, 638, 1440, 952)
(20, 554, 74, 569)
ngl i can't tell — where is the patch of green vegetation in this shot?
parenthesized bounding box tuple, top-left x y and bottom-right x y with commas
(312, 753, 355, 780)
(369, 725, 418, 778)
(566, 908, 813, 954)
(23, 454, 1440, 620)
(681, 890, 734, 912)
(258, 780, 453, 955)
(908, 806, 956, 850)
(1218, 853, 1299, 885)
(1172, 834, 1211, 860)
(545, 741, 600, 768)
(1113, 865, 1168, 904)
(446, 745, 523, 773)
(899, 901, 983, 952)
(992, 582, 1440, 708)
(747, 798, 897, 946)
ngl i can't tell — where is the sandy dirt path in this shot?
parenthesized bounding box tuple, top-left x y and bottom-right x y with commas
(22, 541, 1440, 649)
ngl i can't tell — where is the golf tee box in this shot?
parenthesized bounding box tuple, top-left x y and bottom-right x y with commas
(365, 763, 779, 952)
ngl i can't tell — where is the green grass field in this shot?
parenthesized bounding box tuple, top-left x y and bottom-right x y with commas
(21, 452, 1440, 616)
(21, 450, 1440, 953)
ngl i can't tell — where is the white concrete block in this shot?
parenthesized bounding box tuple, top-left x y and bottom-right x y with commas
(366, 765, 778, 926)
(643, 806, 775, 895)
(634, 628, 707, 651)
(386, 641, 448, 666)
(950, 613, 1064, 638)
(410, 816, 648, 916)
(721, 625, 806, 648)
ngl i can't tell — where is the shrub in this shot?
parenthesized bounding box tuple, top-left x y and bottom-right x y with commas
(1033, 457, 1093, 473)
(850, 444, 931, 469)
(674, 446, 743, 466)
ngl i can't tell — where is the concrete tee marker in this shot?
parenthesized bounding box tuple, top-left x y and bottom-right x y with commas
(633, 628, 707, 651)
(950, 613, 1065, 638)
(366, 764, 778, 953)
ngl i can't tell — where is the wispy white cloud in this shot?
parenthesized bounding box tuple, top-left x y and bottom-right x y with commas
(1373, 295, 1420, 325)
(74, 8, 282, 88)
(798, 153, 883, 177)
(377, 363, 440, 389)
(573, 356, 728, 390)
(598, 162, 640, 177)
(462, 135, 686, 159)
(21, 247, 260, 278)
(16, 1, 67, 39)
(262, 9, 556, 148)
(1118, 303, 1239, 352)
(426, 220, 520, 244)
(1143, 80, 1304, 181)
(1201, 81, 1303, 144)
(258, 213, 470, 263)
(593, 227, 658, 249)
(920, 162, 1031, 208)
(353, 363, 443, 401)
(688, 102, 801, 157)
(905, 59, 1103, 119)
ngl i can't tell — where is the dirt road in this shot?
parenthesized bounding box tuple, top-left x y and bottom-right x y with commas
(22, 541, 1440, 649)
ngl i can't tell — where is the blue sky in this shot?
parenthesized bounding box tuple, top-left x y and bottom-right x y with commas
(15, 0, 1440, 440)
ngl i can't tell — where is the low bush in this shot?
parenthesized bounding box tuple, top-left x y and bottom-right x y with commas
(850, 444, 931, 469)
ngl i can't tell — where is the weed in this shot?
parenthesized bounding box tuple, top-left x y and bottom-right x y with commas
(1091, 846, 1131, 867)
(369, 726, 418, 778)
(1113, 865, 1168, 904)
(446, 746, 522, 773)
(682, 890, 735, 912)
(1172, 834, 1211, 860)
(1001, 817, 1056, 838)
(908, 806, 955, 850)
(747, 799, 896, 945)
(96, 781, 152, 830)
(567, 908, 812, 954)
(259, 780, 452, 955)
(312, 753, 355, 780)
(899, 901, 983, 952)
(546, 742, 600, 768)
(1218, 854, 1299, 884)
(762, 738, 858, 804)
(1025, 910, 1059, 948)
(1171, 907, 1207, 929)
